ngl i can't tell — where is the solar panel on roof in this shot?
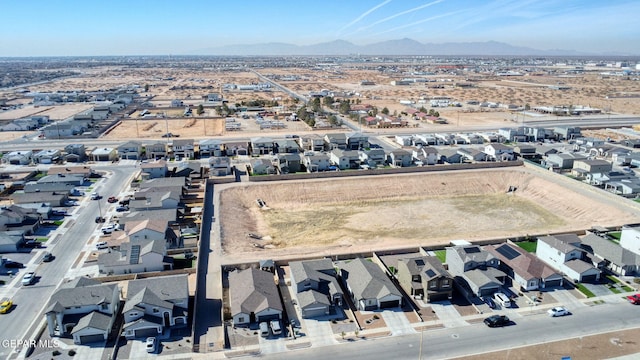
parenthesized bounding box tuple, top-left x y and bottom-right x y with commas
(129, 245, 141, 264)
(495, 245, 521, 261)
(463, 247, 481, 254)
(425, 269, 436, 278)
(414, 259, 425, 266)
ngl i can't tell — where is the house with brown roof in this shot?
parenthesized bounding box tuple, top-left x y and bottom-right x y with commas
(486, 243, 564, 291)
(396, 256, 453, 302)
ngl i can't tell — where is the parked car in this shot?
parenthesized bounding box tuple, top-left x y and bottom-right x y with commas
(483, 296, 496, 309)
(483, 315, 510, 328)
(145, 337, 157, 353)
(270, 320, 282, 336)
(3, 260, 24, 269)
(64, 200, 79, 206)
(95, 241, 108, 250)
(547, 306, 570, 317)
(95, 216, 106, 223)
(24, 240, 42, 248)
(22, 271, 36, 286)
(119, 199, 130, 206)
(51, 210, 68, 216)
(115, 205, 129, 212)
(107, 196, 118, 203)
(0, 299, 13, 314)
(101, 224, 118, 234)
(627, 294, 640, 305)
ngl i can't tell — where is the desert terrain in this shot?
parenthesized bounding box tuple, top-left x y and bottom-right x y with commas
(217, 167, 640, 263)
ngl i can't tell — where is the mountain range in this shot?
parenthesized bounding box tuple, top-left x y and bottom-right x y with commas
(191, 39, 590, 56)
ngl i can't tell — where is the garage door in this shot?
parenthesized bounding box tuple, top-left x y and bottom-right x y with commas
(134, 327, 160, 338)
(79, 334, 105, 344)
(256, 314, 280, 323)
(543, 279, 562, 288)
(302, 306, 327, 318)
(580, 274, 598, 283)
(379, 300, 399, 309)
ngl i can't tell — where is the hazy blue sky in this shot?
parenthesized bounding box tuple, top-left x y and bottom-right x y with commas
(1, 0, 638, 56)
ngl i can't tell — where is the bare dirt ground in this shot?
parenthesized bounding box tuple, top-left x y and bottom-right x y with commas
(456, 327, 640, 360)
(217, 167, 640, 263)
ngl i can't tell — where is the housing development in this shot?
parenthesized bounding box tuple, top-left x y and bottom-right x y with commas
(2, 55, 640, 360)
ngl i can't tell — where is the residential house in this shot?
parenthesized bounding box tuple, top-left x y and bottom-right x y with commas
(580, 233, 640, 276)
(485, 243, 564, 291)
(64, 144, 87, 162)
(324, 133, 347, 150)
(513, 144, 537, 158)
(536, 235, 601, 283)
(338, 258, 402, 311)
(171, 139, 195, 159)
(571, 159, 613, 182)
(140, 160, 168, 179)
(42, 122, 86, 138)
(23, 181, 76, 194)
(228, 268, 283, 326)
(3, 151, 32, 165)
(97, 239, 172, 275)
(198, 139, 223, 158)
(395, 135, 413, 146)
(48, 165, 94, 178)
(438, 149, 463, 164)
(33, 149, 61, 164)
(249, 158, 276, 175)
(209, 157, 232, 176)
(12, 192, 68, 207)
(446, 245, 506, 297)
(146, 142, 168, 160)
(37, 173, 85, 186)
(412, 147, 438, 166)
(329, 149, 360, 170)
(171, 99, 184, 107)
(360, 148, 387, 167)
(619, 225, 640, 256)
(289, 259, 344, 318)
(45, 277, 120, 344)
(117, 141, 143, 160)
(303, 152, 331, 172)
(122, 274, 189, 339)
(457, 148, 487, 162)
(346, 132, 369, 150)
(484, 143, 514, 161)
(554, 126, 581, 140)
(544, 153, 587, 170)
(129, 190, 181, 211)
(274, 153, 301, 173)
(222, 141, 248, 156)
(250, 137, 274, 155)
(273, 139, 301, 154)
(388, 149, 413, 167)
(298, 134, 325, 152)
(396, 256, 453, 302)
(90, 148, 117, 162)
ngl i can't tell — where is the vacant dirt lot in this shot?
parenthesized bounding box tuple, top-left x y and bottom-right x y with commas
(218, 167, 640, 263)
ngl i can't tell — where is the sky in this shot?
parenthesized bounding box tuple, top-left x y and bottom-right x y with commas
(1, 0, 638, 56)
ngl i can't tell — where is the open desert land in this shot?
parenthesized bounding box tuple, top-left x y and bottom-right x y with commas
(217, 167, 640, 263)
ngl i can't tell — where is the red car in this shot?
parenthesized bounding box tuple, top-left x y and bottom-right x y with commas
(627, 294, 640, 304)
(107, 196, 118, 203)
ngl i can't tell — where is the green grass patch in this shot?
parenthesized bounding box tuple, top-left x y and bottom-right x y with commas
(634, 199, 640, 203)
(575, 283, 596, 298)
(607, 275, 621, 283)
(609, 286, 621, 294)
(515, 241, 537, 253)
(434, 250, 446, 263)
(36, 238, 48, 242)
(53, 220, 64, 226)
(609, 231, 622, 240)
(622, 285, 634, 292)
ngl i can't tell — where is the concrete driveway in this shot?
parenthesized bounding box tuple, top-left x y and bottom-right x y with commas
(430, 301, 468, 327)
(304, 319, 337, 347)
(381, 309, 416, 336)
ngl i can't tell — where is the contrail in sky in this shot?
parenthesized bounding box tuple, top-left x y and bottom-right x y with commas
(338, 0, 393, 33)
(372, 10, 463, 36)
(353, 0, 445, 34)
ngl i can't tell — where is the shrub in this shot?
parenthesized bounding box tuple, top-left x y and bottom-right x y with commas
(68, 349, 76, 356)
(52, 350, 61, 356)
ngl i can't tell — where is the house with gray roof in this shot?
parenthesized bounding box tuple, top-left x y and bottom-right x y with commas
(388, 149, 413, 167)
(396, 256, 453, 302)
(303, 152, 331, 172)
(338, 258, 402, 311)
(64, 144, 87, 162)
(3, 151, 32, 165)
(140, 160, 168, 179)
(122, 274, 189, 339)
(361, 148, 387, 167)
(438, 149, 463, 164)
(171, 139, 195, 159)
(145, 142, 167, 160)
(33, 149, 61, 164)
(249, 137, 274, 155)
(199, 139, 223, 158)
(580, 233, 640, 276)
(536, 235, 601, 283)
(445, 245, 506, 297)
(117, 141, 143, 160)
(324, 133, 348, 150)
(274, 153, 301, 173)
(228, 268, 283, 326)
(289, 259, 343, 318)
(97, 239, 172, 275)
(45, 277, 120, 344)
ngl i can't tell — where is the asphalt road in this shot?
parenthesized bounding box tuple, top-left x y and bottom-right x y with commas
(0, 164, 136, 359)
(254, 302, 640, 360)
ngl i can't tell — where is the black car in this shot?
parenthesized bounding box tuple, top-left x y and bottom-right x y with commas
(115, 206, 129, 212)
(484, 315, 510, 328)
(42, 252, 55, 262)
(4, 260, 24, 269)
(24, 240, 42, 248)
(95, 216, 106, 223)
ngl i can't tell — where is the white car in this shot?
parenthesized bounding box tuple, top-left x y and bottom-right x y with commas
(145, 337, 156, 353)
(95, 241, 108, 249)
(547, 306, 570, 317)
(22, 271, 36, 286)
(101, 224, 118, 234)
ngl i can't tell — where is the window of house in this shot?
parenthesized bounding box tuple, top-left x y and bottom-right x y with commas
(442, 279, 450, 287)
(303, 282, 311, 288)
(153, 308, 159, 313)
(429, 281, 437, 289)
(238, 317, 244, 323)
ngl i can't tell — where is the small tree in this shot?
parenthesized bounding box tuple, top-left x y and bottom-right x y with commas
(144, 84, 149, 92)
(341, 331, 346, 339)
(381, 107, 390, 115)
(197, 104, 204, 115)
